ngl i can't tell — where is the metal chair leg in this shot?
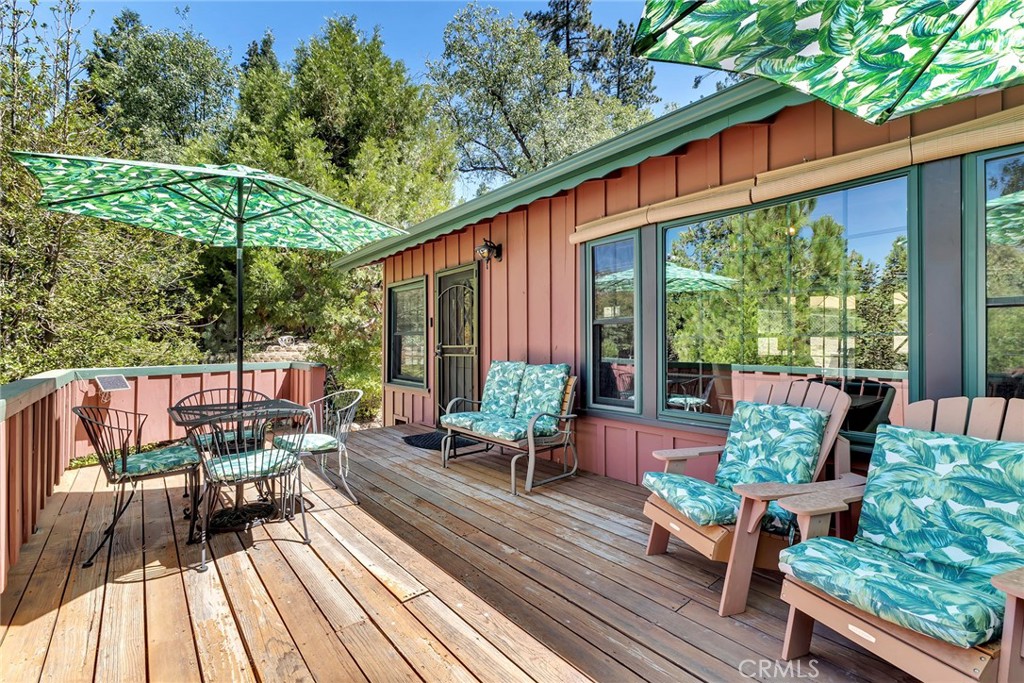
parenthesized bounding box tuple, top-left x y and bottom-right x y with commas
(83, 483, 134, 568)
(198, 482, 218, 573)
(296, 467, 310, 544)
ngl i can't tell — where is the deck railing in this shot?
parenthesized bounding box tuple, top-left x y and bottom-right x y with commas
(0, 361, 325, 592)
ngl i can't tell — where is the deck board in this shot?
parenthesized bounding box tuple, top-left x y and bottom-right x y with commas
(0, 425, 914, 682)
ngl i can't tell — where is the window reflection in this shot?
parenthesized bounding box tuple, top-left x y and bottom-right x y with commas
(984, 152, 1024, 399)
(663, 177, 910, 431)
(388, 283, 426, 384)
(592, 238, 636, 407)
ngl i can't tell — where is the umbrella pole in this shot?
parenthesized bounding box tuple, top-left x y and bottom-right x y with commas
(235, 178, 245, 410)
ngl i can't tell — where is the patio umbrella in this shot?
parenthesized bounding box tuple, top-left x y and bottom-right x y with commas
(986, 191, 1024, 247)
(10, 151, 404, 405)
(597, 262, 735, 293)
(633, 0, 1024, 124)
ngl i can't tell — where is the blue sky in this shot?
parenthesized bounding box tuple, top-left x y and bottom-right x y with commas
(73, 1, 719, 113)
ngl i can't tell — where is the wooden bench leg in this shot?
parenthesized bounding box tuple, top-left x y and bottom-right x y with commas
(646, 521, 670, 556)
(1000, 594, 1023, 683)
(719, 497, 767, 616)
(782, 604, 815, 660)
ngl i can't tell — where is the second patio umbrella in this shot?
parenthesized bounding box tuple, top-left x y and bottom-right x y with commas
(633, 0, 1024, 124)
(11, 151, 404, 405)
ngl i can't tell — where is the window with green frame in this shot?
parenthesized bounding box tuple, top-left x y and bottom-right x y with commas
(977, 150, 1024, 400)
(661, 175, 912, 431)
(588, 234, 638, 410)
(386, 278, 427, 387)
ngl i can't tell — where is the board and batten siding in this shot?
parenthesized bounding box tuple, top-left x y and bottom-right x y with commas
(381, 87, 1024, 486)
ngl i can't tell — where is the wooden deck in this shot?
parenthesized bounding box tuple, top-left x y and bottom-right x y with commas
(0, 425, 912, 682)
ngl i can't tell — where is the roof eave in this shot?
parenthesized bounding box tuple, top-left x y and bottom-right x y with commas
(336, 79, 810, 271)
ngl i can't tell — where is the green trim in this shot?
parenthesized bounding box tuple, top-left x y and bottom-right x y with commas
(385, 275, 429, 389)
(961, 143, 1024, 397)
(653, 168, 918, 427)
(0, 361, 324, 421)
(335, 80, 810, 271)
(585, 230, 642, 414)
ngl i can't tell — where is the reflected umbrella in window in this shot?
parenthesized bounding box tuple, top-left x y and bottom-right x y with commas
(595, 263, 735, 294)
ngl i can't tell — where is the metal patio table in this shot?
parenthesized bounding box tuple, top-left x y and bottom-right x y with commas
(169, 398, 312, 532)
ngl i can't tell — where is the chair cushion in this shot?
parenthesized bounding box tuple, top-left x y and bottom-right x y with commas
(715, 401, 828, 490)
(642, 471, 794, 534)
(439, 411, 482, 430)
(113, 442, 199, 477)
(480, 361, 527, 418)
(779, 537, 1006, 648)
(272, 432, 339, 453)
(195, 428, 256, 447)
(514, 363, 570, 434)
(206, 449, 299, 482)
(466, 416, 533, 442)
(858, 425, 1024, 584)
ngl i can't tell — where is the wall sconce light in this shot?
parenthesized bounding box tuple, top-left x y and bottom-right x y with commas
(475, 238, 502, 268)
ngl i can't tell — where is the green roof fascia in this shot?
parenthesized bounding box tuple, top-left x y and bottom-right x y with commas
(0, 361, 325, 421)
(335, 79, 811, 271)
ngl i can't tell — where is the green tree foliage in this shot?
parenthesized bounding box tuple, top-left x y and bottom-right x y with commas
(0, 0, 204, 383)
(429, 3, 651, 186)
(83, 8, 235, 160)
(198, 23, 456, 419)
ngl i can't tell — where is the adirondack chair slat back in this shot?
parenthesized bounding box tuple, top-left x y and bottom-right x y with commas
(904, 396, 1023, 442)
(751, 381, 851, 481)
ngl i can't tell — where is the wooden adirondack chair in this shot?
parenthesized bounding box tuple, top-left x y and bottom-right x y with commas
(777, 396, 1024, 683)
(643, 380, 860, 617)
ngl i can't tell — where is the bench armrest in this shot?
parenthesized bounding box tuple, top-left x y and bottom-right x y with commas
(992, 567, 1024, 599)
(444, 397, 481, 414)
(732, 473, 867, 502)
(527, 412, 577, 430)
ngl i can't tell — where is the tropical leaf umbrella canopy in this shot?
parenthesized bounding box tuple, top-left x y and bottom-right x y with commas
(9, 152, 399, 250)
(986, 191, 1024, 247)
(634, 0, 1024, 124)
(10, 151, 403, 401)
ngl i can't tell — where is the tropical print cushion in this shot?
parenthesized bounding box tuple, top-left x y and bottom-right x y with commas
(469, 416, 533, 442)
(779, 537, 1006, 648)
(112, 442, 199, 477)
(206, 449, 299, 482)
(715, 401, 828, 490)
(857, 424, 1024, 585)
(439, 411, 483, 430)
(514, 363, 570, 434)
(642, 471, 794, 534)
(480, 361, 527, 418)
(195, 428, 256, 447)
(273, 432, 339, 453)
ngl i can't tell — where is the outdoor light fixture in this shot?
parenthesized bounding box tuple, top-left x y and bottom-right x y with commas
(475, 238, 502, 267)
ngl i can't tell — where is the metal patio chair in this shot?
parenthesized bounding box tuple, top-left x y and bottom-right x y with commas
(72, 406, 200, 568)
(273, 389, 362, 504)
(186, 405, 312, 571)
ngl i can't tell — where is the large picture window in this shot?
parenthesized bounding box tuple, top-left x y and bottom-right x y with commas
(590, 235, 638, 409)
(387, 278, 426, 387)
(662, 176, 910, 431)
(981, 151, 1024, 399)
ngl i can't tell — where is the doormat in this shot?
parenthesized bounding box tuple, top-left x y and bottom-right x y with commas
(402, 430, 476, 451)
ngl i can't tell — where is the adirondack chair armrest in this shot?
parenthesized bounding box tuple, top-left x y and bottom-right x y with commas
(777, 485, 866, 516)
(775, 485, 867, 541)
(445, 397, 481, 413)
(651, 445, 725, 461)
(992, 567, 1024, 599)
(732, 473, 867, 502)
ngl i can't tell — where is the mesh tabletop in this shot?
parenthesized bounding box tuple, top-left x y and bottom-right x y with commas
(168, 399, 310, 426)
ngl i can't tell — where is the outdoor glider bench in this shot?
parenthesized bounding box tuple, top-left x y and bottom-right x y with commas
(777, 397, 1024, 683)
(440, 361, 578, 495)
